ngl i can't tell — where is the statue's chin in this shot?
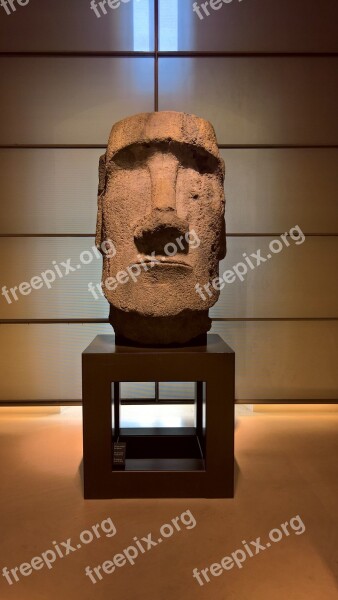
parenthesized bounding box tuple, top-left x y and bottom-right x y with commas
(109, 306, 212, 346)
(103, 279, 219, 317)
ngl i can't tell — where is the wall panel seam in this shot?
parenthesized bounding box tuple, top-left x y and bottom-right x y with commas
(0, 318, 337, 325)
(0, 400, 337, 406)
(1, 53, 338, 58)
(0, 234, 337, 238)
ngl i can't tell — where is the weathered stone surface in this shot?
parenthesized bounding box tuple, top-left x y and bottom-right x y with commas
(96, 111, 226, 345)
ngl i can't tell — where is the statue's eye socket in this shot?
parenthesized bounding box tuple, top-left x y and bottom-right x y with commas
(182, 147, 219, 175)
(112, 144, 151, 169)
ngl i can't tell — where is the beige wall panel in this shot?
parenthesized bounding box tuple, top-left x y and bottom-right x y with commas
(159, 58, 338, 145)
(221, 149, 338, 234)
(0, 324, 111, 400)
(0, 149, 101, 234)
(0, 237, 336, 319)
(213, 236, 338, 318)
(162, 0, 338, 52)
(0, 238, 107, 319)
(0, 58, 154, 145)
(0, 0, 155, 52)
(1, 149, 337, 234)
(0, 322, 337, 400)
(211, 320, 338, 400)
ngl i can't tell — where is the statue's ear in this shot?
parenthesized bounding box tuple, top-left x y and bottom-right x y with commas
(219, 217, 227, 260)
(220, 156, 226, 179)
(95, 153, 107, 250)
(219, 156, 226, 259)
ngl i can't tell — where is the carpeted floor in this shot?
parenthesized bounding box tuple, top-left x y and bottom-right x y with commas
(0, 406, 337, 599)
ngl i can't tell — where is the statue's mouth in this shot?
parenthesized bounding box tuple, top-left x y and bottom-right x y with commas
(135, 257, 192, 270)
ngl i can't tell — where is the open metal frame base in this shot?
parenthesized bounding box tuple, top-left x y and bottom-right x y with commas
(82, 334, 235, 499)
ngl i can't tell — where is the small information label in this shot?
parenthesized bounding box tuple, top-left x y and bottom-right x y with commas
(113, 442, 126, 470)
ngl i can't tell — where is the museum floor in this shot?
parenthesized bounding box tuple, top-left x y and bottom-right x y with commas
(0, 405, 337, 600)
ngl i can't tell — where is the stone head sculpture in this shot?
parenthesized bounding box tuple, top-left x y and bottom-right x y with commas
(96, 111, 226, 345)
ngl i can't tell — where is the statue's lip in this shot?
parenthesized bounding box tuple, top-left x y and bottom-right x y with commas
(134, 257, 192, 269)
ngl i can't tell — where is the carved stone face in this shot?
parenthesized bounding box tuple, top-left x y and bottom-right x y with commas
(96, 111, 226, 345)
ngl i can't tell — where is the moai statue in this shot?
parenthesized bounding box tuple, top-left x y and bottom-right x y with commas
(96, 111, 226, 345)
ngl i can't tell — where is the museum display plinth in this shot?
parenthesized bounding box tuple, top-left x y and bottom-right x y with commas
(82, 334, 235, 499)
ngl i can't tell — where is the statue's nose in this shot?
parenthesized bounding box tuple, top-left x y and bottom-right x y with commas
(133, 152, 189, 254)
(151, 174, 176, 213)
(149, 152, 178, 213)
(134, 210, 188, 241)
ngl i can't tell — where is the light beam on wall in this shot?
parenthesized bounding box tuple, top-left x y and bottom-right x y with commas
(133, 0, 151, 51)
(159, 0, 178, 51)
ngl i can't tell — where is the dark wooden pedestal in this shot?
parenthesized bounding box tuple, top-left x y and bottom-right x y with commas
(82, 334, 235, 499)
